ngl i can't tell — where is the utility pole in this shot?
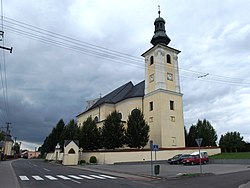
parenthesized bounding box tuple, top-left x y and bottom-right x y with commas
(2, 122, 12, 155)
(0, 31, 13, 53)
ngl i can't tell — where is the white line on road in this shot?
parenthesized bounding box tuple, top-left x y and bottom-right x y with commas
(33, 164, 38, 167)
(57, 175, 71, 180)
(19, 176, 29, 181)
(70, 179, 81, 184)
(45, 175, 57, 180)
(89, 175, 106, 179)
(32, 176, 44, 180)
(68, 175, 83, 180)
(79, 175, 95, 179)
(99, 175, 117, 179)
(43, 168, 50, 172)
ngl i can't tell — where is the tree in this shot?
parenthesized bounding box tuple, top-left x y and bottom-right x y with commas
(13, 143, 20, 155)
(219, 131, 245, 152)
(186, 119, 217, 147)
(62, 119, 79, 141)
(79, 116, 101, 150)
(101, 111, 125, 149)
(40, 119, 65, 155)
(126, 108, 149, 148)
(186, 125, 197, 147)
(184, 126, 188, 147)
(196, 119, 217, 146)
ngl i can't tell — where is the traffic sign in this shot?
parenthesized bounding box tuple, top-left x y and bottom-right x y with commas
(195, 138, 203, 147)
(153, 144, 159, 151)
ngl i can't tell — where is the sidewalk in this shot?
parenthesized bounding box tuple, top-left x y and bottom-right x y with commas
(0, 160, 20, 188)
(73, 162, 250, 179)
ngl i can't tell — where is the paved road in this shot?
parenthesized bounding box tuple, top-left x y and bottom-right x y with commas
(2, 159, 250, 188)
(155, 170, 250, 188)
(11, 159, 157, 188)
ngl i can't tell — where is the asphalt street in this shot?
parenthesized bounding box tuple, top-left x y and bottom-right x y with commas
(1, 159, 250, 188)
(10, 159, 158, 188)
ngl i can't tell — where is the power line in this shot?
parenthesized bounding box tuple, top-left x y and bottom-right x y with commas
(2, 16, 250, 87)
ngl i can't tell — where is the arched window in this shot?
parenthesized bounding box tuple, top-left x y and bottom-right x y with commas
(167, 54, 171, 64)
(94, 116, 99, 123)
(131, 108, 140, 115)
(118, 112, 122, 120)
(150, 56, 154, 65)
(68, 148, 75, 154)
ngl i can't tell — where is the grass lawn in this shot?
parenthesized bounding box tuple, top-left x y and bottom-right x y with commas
(210, 152, 250, 159)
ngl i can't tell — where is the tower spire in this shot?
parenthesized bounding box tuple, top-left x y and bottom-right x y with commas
(150, 7, 171, 46)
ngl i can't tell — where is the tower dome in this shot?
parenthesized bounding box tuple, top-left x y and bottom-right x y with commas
(150, 8, 171, 46)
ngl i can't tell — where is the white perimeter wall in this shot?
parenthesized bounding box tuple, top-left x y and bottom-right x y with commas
(79, 147, 221, 164)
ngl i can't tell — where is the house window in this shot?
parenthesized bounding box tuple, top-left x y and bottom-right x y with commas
(167, 54, 171, 64)
(170, 100, 174, 110)
(150, 56, 154, 65)
(149, 101, 154, 111)
(94, 116, 99, 123)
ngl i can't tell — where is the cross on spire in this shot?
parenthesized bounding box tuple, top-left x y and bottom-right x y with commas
(158, 5, 161, 17)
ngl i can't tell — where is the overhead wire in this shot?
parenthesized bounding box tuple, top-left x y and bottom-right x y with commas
(2, 16, 250, 87)
(0, 0, 9, 122)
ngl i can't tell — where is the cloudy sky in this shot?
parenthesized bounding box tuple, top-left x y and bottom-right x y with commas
(0, 0, 249, 150)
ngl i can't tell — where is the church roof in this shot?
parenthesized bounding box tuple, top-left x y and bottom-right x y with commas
(78, 81, 145, 115)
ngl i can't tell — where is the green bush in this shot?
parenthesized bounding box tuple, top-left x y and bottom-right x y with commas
(89, 156, 97, 164)
(79, 160, 86, 165)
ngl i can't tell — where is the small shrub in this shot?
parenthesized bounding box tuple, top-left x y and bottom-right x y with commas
(89, 156, 97, 164)
(79, 160, 86, 165)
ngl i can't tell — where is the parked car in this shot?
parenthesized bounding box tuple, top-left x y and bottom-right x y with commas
(168, 154, 191, 164)
(182, 154, 209, 165)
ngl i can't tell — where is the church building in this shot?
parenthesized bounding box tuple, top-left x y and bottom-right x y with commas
(76, 10, 185, 148)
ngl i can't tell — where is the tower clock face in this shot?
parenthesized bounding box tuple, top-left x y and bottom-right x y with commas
(167, 73, 173, 81)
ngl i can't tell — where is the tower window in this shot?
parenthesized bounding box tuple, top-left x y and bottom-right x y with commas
(149, 101, 154, 111)
(170, 100, 174, 110)
(167, 54, 171, 64)
(150, 56, 154, 65)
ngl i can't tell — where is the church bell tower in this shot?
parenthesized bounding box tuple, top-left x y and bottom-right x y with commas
(142, 8, 185, 148)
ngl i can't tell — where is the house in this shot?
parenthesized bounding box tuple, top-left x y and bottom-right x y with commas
(0, 131, 14, 157)
(76, 10, 185, 149)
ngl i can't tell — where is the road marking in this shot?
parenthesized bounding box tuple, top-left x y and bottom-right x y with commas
(19, 176, 29, 181)
(32, 176, 44, 180)
(70, 179, 81, 184)
(99, 175, 117, 179)
(68, 175, 83, 180)
(43, 168, 50, 172)
(57, 175, 71, 180)
(45, 175, 57, 180)
(79, 175, 95, 179)
(89, 175, 106, 179)
(33, 164, 38, 167)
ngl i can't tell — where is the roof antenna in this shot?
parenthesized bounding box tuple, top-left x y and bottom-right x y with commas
(158, 5, 161, 17)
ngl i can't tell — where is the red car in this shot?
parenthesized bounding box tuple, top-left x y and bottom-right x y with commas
(182, 154, 209, 165)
